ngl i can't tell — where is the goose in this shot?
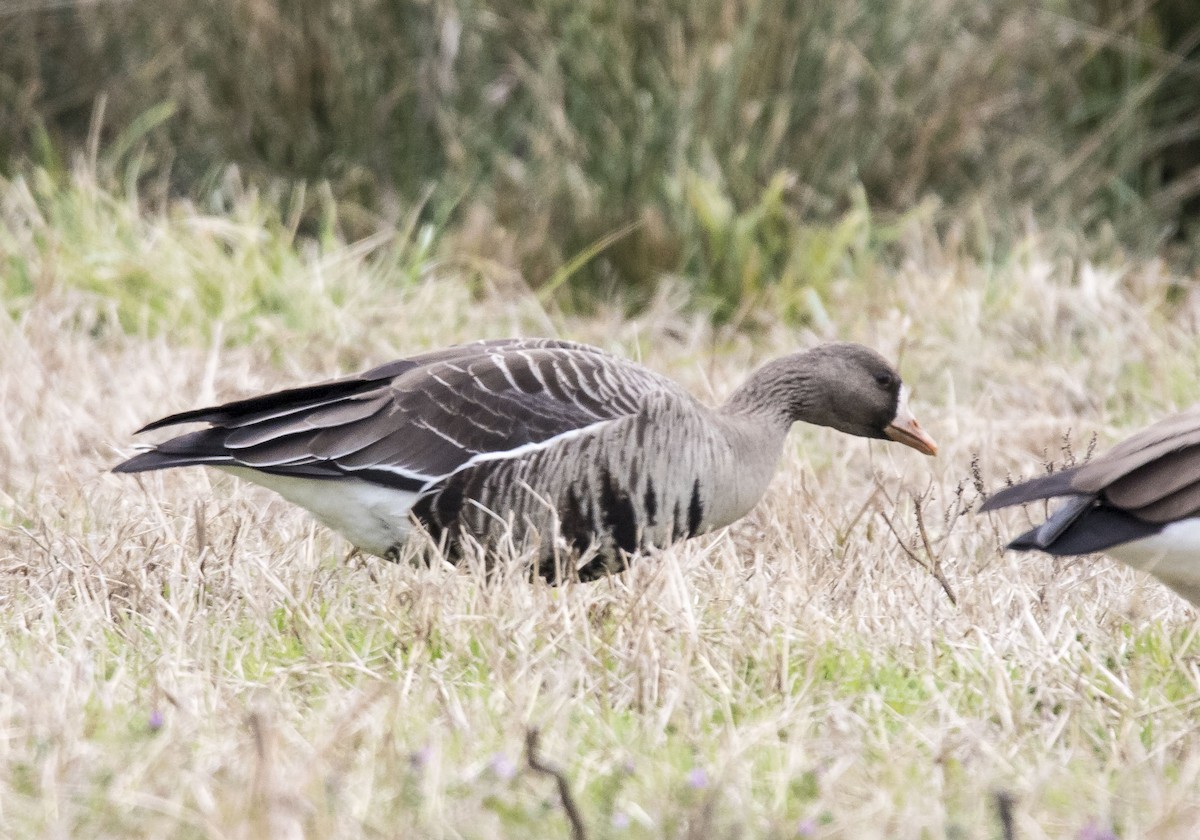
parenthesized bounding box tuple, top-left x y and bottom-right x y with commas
(114, 338, 937, 580)
(981, 404, 1200, 605)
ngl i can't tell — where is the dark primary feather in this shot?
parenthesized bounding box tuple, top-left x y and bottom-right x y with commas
(978, 470, 1082, 512)
(134, 359, 414, 433)
(1007, 502, 1164, 555)
(115, 338, 684, 489)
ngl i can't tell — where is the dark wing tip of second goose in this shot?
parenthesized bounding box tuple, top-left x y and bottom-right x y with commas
(1005, 504, 1163, 556)
(979, 468, 1082, 512)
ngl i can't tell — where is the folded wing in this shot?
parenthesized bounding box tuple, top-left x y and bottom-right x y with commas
(114, 338, 684, 490)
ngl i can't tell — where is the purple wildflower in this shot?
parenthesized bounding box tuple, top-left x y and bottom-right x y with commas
(148, 709, 164, 731)
(409, 744, 433, 771)
(796, 816, 818, 837)
(489, 753, 518, 781)
(686, 767, 709, 789)
(611, 811, 631, 830)
(1077, 820, 1118, 840)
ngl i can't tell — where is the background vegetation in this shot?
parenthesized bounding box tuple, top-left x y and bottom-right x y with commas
(2, 0, 1199, 314)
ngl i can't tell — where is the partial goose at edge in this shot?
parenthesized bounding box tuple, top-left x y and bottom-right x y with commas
(981, 403, 1200, 605)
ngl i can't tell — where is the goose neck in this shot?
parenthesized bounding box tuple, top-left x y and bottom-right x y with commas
(720, 356, 811, 429)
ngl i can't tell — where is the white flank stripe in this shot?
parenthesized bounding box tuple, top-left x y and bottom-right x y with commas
(348, 462, 440, 484)
(454, 416, 620, 472)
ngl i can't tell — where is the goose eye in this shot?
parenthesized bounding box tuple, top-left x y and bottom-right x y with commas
(874, 371, 894, 388)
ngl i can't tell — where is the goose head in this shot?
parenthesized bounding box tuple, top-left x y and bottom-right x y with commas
(725, 342, 938, 456)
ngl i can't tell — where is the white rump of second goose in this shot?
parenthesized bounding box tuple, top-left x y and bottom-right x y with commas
(982, 404, 1200, 605)
(115, 338, 937, 580)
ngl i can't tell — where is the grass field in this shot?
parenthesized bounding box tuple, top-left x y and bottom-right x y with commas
(3, 167, 1200, 838)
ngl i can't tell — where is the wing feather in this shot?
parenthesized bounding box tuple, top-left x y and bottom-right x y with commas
(1071, 405, 1200, 491)
(1127, 477, 1200, 523)
(223, 393, 393, 448)
(1104, 444, 1200, 516)
(978, 469, 1082, 511)
(115, 339, 686, 488)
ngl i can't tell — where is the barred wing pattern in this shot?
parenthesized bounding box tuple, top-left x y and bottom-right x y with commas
(117, 338, 685, 492)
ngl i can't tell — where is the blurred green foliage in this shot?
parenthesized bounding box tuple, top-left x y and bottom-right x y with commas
(0, 164, 438, 348)
(1, 0, 1197, 311)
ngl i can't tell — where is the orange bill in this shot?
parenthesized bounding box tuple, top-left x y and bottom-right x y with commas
(884, 386, 937, 456)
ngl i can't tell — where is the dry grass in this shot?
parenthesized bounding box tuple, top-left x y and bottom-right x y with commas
(3, 180, 1200, 838)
